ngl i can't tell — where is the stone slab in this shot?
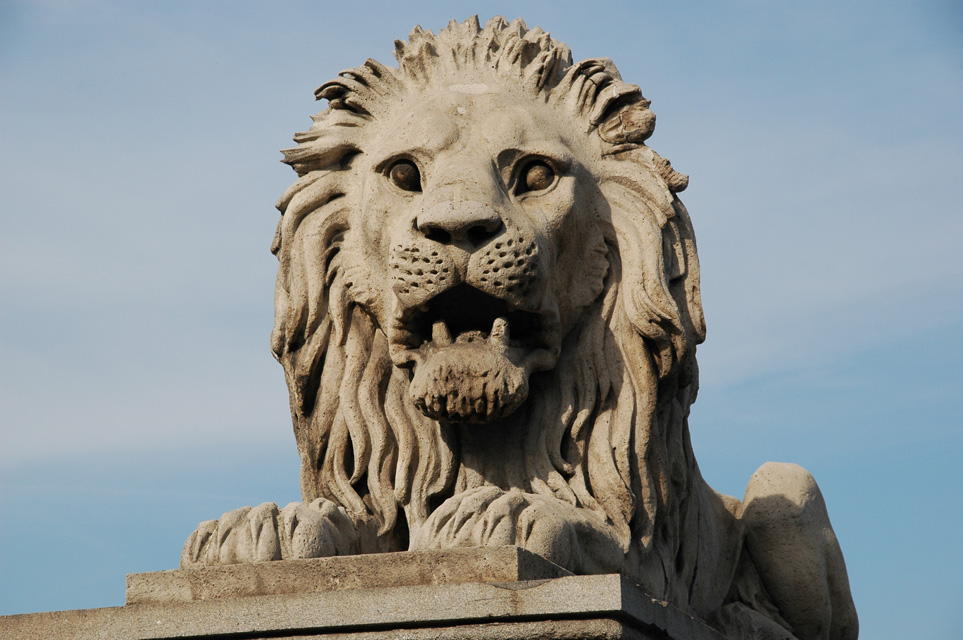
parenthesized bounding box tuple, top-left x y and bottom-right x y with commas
(1, 569, 729, 640)
(127, 546, 572, 604)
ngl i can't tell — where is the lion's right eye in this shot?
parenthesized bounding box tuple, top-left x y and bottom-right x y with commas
(388, 160, 422, 192)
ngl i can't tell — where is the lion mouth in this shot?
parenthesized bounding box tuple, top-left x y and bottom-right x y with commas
(389, 284, 560, 423)
(390, 284, 558, 365)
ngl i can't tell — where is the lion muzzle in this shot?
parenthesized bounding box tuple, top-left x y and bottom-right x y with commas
(389, 210, 560, 424)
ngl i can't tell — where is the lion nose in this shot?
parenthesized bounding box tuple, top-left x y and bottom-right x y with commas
(416, 201, 503, 249)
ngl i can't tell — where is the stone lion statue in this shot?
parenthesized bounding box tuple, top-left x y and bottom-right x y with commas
(182, 17, 857, 640)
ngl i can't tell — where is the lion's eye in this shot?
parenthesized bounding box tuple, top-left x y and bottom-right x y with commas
(388, 160, 422, 192)
(519, 161, 555, 194)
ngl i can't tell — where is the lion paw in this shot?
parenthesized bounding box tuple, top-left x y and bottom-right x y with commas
(411, 487, 623, 574)
(180, 499, 362, 568)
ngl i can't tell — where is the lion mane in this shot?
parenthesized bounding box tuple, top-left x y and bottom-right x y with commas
(271, 16, 712, 603)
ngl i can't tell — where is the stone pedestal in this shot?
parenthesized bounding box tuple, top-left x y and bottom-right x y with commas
(0, 547, 728, 640)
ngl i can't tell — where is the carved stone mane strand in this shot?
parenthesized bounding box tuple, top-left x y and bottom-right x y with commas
(270, 16, 706, 598)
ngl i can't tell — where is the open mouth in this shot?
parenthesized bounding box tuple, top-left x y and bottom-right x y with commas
(392, 284, 556, 357)
(389, 284, 560, 423)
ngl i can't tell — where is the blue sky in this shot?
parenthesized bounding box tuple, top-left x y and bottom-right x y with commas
(1, 1, 961, 637)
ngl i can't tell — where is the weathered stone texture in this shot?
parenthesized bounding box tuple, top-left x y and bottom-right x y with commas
(128, 546, 570, 604)
(2, 550, 728, 640)
(176, 17, 856, 637)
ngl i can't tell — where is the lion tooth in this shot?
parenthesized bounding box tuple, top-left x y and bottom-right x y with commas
(489, 317, 509, 347)
(432, 320, 453, 346)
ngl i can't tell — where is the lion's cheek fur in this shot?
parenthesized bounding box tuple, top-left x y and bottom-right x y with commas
(515, 179, 611, 334)
(551, 221, 610, 335)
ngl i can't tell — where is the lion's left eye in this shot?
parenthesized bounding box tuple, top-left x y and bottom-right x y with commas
(388, 160, 422, 192)
(517, 161, 556, 194)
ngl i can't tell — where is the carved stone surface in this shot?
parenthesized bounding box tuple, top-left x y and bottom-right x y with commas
(178, 16, 857, 640)
(2, 550, 729, 640)
(129, 546, 571, 604)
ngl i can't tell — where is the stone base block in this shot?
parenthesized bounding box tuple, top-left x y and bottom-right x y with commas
(0, 547, 728, 640)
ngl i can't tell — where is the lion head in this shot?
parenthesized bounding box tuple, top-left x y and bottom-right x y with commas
(271, 16, 704, 585)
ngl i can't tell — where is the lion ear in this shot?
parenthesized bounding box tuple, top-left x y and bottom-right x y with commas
(598, 101, 656, 146)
